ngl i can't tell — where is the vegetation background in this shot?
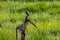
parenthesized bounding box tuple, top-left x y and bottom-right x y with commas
(0, 0, 60, 40)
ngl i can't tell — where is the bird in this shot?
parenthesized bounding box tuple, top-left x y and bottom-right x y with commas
(16, 10, 36, 40)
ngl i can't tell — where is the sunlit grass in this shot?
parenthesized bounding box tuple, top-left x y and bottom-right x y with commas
(0, 1, 60, 40)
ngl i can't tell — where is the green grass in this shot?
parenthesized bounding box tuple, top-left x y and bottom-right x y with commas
(0, 1, 60, 40)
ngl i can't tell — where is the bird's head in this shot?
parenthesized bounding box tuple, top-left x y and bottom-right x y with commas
(26, 10, 30, 16)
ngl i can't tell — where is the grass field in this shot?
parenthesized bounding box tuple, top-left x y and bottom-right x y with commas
(0, 1, 60, 40)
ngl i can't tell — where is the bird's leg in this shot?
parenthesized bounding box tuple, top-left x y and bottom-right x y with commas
(21, 30, 26, 40)
(16, 28, 18, 40)
(29, 20, 36, 27)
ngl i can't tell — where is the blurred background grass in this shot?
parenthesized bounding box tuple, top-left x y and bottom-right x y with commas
(0, 0, 60, 40)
